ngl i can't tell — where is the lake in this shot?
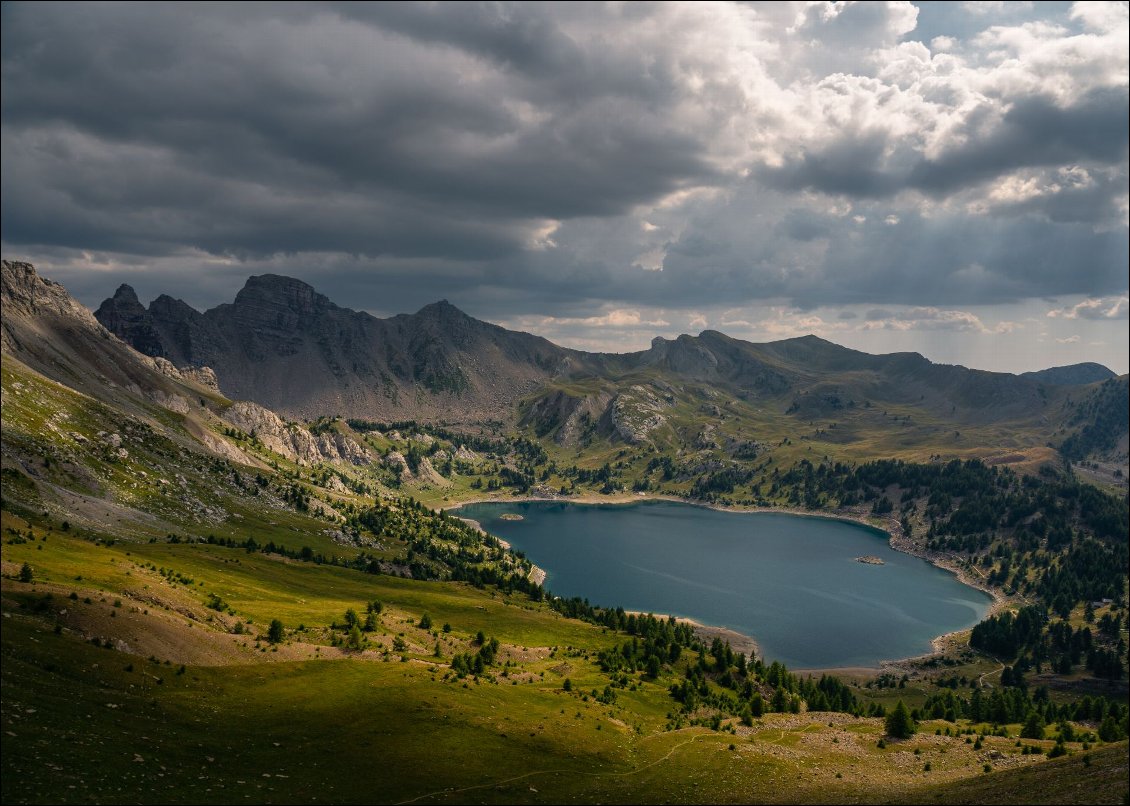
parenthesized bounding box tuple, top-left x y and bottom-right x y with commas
(456, 500, 992, 669)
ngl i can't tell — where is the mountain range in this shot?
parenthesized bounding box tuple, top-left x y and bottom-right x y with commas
(88, 270, 1126, 472)
(94, 274, 1113, 411)
(93, 276, 572, 422)
(3, 258, 1127, 490)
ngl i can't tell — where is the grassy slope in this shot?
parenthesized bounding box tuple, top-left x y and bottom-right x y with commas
(4, 511, 1128, 805)
(904, 743, 1130, 805)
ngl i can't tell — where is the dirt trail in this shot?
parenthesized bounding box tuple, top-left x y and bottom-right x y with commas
(978, 659, 1005, 689)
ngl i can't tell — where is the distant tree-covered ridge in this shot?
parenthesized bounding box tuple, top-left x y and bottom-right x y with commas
(1059, 377, 1129, 461)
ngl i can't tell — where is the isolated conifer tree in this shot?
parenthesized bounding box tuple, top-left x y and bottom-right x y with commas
(750, 693, 765, 717)
(1021, 710, 1045, 740)
(267, 619, 284, 644)
(885, 700, 916, 739)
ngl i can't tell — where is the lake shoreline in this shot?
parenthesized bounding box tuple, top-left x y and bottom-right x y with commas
(622, 610, 761, 659)
(445, 491, 1009, 674)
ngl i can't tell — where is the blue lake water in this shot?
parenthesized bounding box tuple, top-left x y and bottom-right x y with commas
(456, 500, 992, 669)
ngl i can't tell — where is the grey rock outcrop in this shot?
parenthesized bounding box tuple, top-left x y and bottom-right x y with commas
(518, 387, 614, 446)
(607, 386, 672, 445)
(219, 401, 371, 466)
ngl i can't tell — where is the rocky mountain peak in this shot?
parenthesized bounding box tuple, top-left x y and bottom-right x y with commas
(149, 294, 201, 319)
(112, 283, 142, 305)
(234, 274, 330, 315)
(2, 259, 95, 324)
(95, 283, 146, 321)
(2, 259, 54, 306)
(1021, 362, 1116, 386)
(415, 299, 472, 323)
(93, 283, 168, 358)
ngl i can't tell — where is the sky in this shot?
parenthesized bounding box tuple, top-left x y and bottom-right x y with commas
(2, 1, 1127, 374)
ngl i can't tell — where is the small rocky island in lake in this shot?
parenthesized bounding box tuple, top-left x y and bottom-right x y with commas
(855, 555, 885, 565)
(499, 513, 524, 521)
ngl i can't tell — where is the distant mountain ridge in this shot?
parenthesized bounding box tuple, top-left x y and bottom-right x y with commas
(91, 272, 1117, 429)
(95, 274, 574, 422)
(2, 258, 1126, 479)
(1020, 363, 1116, 386)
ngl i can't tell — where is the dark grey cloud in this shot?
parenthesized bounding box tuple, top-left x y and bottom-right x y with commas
(1, 2, 716, 262)
(1, 1, 1126, 335)
(908, 87, 1130, 195)
(761, 87, 1129, 204)
(567, 179, 1129, 312)
(763, 131, 903, 198)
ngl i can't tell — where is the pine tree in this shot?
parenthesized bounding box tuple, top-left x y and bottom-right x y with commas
(267, 619, 284, 644)
(750, 693, 765, 717)
(1021, 710, 1045, 740)
(885, 700, 916, 739)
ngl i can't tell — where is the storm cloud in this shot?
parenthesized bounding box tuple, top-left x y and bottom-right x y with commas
(1, 1, 1127, 370)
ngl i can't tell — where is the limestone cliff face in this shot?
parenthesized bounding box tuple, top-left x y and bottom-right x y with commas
(2, 260, 106, 344)
(318, 431, 371, 465)
(219, 401, 372, 466)
(606, 386, 672, 445)
(181, 366, 220, 391)
(518, 387, 614, 446)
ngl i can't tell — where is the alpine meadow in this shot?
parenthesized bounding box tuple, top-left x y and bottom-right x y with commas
(1, 3, 1127, 805)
